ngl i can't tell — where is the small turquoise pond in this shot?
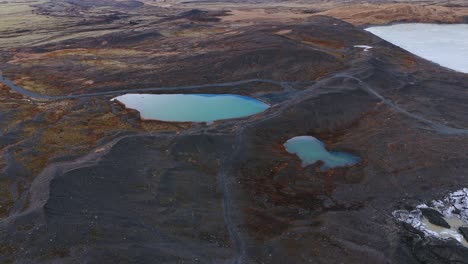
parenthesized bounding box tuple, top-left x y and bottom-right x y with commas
(112, 94, 269, 123)
(284, 136, 360, 171)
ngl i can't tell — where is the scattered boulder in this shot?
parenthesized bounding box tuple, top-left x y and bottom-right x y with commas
(459, 227, 468, 241)
(420, 208, 451, 228)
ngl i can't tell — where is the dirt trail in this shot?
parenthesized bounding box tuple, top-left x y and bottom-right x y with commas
(334, 73, 468, 135)
(0, 75, 290, 101)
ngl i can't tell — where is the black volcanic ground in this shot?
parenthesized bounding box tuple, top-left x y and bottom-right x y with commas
(1, 1, 468, 263)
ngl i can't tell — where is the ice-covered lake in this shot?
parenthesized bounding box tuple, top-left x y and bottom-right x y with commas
(366, 24, 468, 73)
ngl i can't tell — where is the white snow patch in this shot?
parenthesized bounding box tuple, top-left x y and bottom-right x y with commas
(354, 45, 373, 51)
(393, 188, 468, 246)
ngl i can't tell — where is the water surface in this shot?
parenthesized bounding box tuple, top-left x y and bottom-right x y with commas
(284, 136, 360, 171)
(394, 189, 468, 247)
(112, 93, 269, 123)
(366, 24, 468, 73)
(422, 217, 468, 247)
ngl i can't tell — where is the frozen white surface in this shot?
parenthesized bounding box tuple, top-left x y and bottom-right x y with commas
(393, 188, 468, 246)
(366, 24, 468, 73)
(354, 45, 373, 51)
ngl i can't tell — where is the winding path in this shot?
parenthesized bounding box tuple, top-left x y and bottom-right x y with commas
(334, 73, 468, 135)
(2, 70, 467, 263)
(3, 73, 465, 138)
(0, 75, 294, 101)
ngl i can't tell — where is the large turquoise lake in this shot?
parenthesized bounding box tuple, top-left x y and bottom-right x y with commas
(112, 93, 269, 123)
(284, 136, 360, 171)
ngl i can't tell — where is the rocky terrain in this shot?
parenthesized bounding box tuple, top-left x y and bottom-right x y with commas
(0, 0, 468, 263)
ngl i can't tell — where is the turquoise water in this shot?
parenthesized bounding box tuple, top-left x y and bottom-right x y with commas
(284, 136, 360, 171)
(112, 94, 269, 123)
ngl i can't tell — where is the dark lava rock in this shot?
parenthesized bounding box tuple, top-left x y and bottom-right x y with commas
(66, 0, 144, 9)
(459, 227, 468, 241)
(420, 208, 451, 228)
(0, 135, 236, 263)
(179, 9, 227, 22)
(412, 239, 468, 264)
(2, 12, 468, 264)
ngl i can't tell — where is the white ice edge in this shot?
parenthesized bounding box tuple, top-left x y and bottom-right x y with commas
(393, 188, 468, 246)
